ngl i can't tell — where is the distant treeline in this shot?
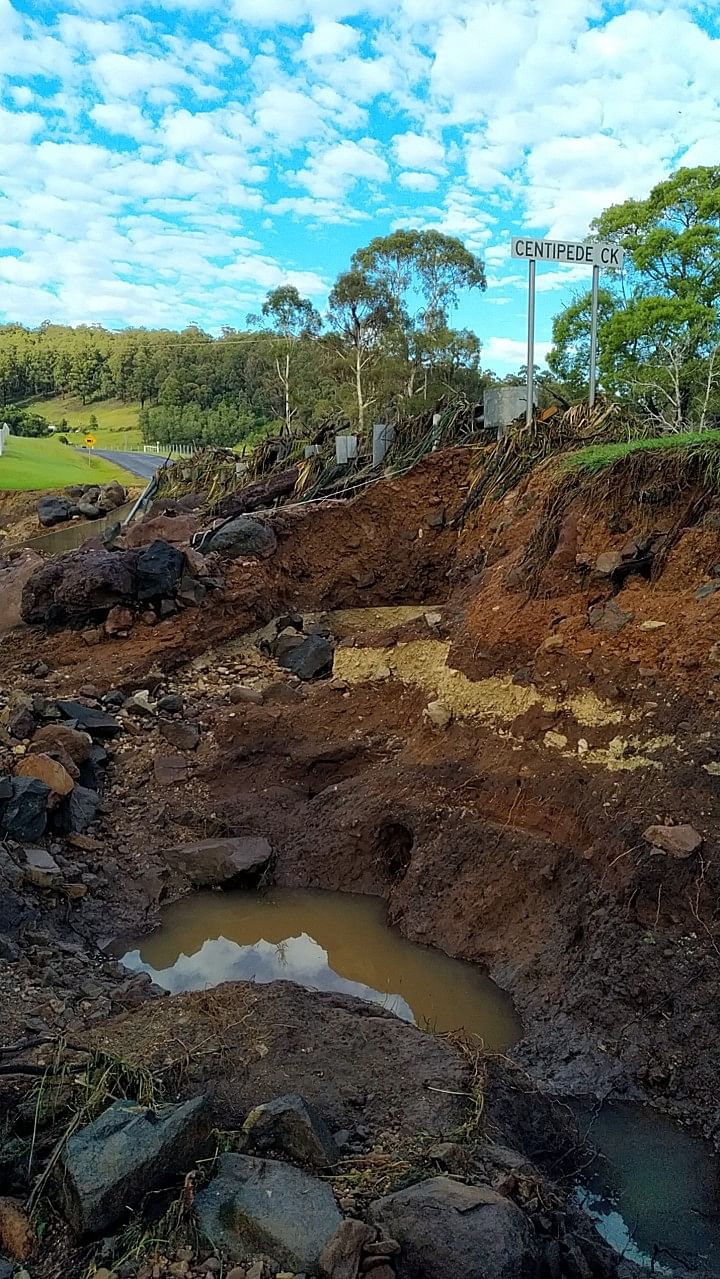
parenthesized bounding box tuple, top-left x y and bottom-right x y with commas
(1, 230, 498, 447)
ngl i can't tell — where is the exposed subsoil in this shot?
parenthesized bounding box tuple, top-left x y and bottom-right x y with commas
(3, 445, 720, 1275)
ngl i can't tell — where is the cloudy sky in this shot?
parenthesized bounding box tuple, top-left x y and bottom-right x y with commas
(1, 0, 718, 371)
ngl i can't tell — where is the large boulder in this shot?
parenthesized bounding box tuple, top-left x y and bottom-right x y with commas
(203, 516, 277, 560)
(0, 551, 44, 633)
(195, 1153, 341, 1270)
(57, 1097, 210, 1236)
(369, 1177, 540, 1279)
(163, 836, 272, 887)
(136, 540, 185, 600)
(242, 1094, 339, 1168)
(101, 482, 127, 510)
(57, 701, 122, 738)
(21, 549, 137, 624)
(15, 753, 74, 805)
(37, 496, 74, 527)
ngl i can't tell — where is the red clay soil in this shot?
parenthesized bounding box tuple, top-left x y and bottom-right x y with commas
(4, 445, 720, 1138)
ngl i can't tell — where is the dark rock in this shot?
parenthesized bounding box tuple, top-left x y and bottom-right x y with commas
(160, 721, 200, 751)
(57, 702, 122, 738)
(277, 633, 334, 680)
(58, 1096, 210, 1236)
(228, 686, 264, 705)
(370, 1176, 540, 1279)
(319, 1220, 376, 1279)
(136, 540, 184, 600)
(103, 690, 126, 708)
(163, 836, 272, 888)
(0, 777, 12, 801)
(154, 755, 189, 784)
(243, 1095, 339, 1168)
(0, 778, 50, 841)
(102, 482, 127, 509)
(273, 630, 306, 660)
(22, 846, 62, 889)
(37, 496, 73, 527)
(157, 694, 184, 714)
(177, 575, 206, 607)
(204, 516, 277, 561)
(195, 1153, 341, 1271)
(0, 1258, 13, 1279)
(696, 582, 720, 601)
(77, 501, 102, 520)
(587, 601, 634, 634)
(65, 785, 101, 833)
(7, 707, 36, 740)
(215, 468, 299, 519)
(21, 549, 137, 624)
(275, 613, 304, 633)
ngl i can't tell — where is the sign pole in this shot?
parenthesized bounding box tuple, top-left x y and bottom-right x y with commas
(588, 263, 600, 409)
(526, 259, 536, 427)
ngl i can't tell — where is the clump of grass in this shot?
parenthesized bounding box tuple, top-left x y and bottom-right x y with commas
(563, 427, 720, 478)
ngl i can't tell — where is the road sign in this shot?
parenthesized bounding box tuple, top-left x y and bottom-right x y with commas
(511, 235, 625, 422)
(85, 434, 96, 448)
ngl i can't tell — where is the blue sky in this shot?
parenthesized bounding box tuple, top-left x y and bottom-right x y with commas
(1, 0, 718, 373)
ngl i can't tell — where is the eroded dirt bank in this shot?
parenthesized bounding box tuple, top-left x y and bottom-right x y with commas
(2, 443, 720, 1276)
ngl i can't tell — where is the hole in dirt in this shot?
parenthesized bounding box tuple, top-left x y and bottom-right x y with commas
(113, 887, 519, 1048)
(376, 820, 414, 878)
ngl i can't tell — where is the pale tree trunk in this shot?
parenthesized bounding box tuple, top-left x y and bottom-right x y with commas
(275, 352, 291, 435)
(355, 345, 365, 436)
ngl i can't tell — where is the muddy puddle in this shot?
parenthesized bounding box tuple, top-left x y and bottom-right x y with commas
(575, 1103, 720, 1273)
(24, 500, 135, 554)
(115, 887, 520, 1049)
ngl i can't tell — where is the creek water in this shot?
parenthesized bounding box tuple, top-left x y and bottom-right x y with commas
(23, 500, 135, 554)
(574, 1103, 720, 1274)
(115, 887, 520, 1048)
(116, 888, 720, 1274)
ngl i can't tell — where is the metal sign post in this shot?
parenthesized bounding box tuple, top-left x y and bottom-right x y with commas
(511, 236, 624, 413)
(526, 259, 536, 427)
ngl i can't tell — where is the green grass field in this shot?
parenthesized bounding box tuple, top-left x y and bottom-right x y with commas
(26, 394, 143, 451)
(0, 435, 136, 491)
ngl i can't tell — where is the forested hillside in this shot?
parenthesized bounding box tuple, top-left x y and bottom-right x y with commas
(0, 230, 490, 448)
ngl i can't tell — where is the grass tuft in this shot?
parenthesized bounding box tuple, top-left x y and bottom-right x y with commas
(563, 428, 720, 477)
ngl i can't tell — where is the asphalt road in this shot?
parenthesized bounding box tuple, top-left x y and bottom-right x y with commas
(90, 449, 165, 480)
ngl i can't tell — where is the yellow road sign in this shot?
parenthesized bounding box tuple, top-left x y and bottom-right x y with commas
(85, 434, 96, 448)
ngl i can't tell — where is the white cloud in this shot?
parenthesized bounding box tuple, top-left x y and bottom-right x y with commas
(294, 138, 389, 198)
(398, 171, 439, 192)
(301, 20, 360, 58)
(392, 130, 445, 172)
(483, 336, 551, 367)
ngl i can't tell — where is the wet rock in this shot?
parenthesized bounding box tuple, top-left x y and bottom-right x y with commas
(22, 846, 62, 889)
(228, 686, 264, 706)
(195, 1153, 341, 1271)
(37, 496, 73, 527)
(154, 755, 189, 785)
(0, 1197, 35, 1260)
(243, 1095, 338, 1169)
(370, 1176, 540, 1279)
(319, 1220, 376, 1279)
(136, 540, 185, 600)
(0, 778, 50, 841)
(642, 824, 702, 858)
(273, 629, 306, 660)
(21, 548, 137, 624)
(204, 516, 277, 560)
(278, 634, 334, 681)
(58, 1096, 210, 1236)
(16, 753, 74, 805)
(587, 601, 634, 634)
(160, 721, 200, 751)
(423, 700, 452, 729)
(105, 605, 135, 637)
(123, 513, 199, 549)
(57, 701, 122, 738)
(163, 836, 272, 887)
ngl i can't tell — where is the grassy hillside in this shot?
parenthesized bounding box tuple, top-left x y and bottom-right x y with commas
(23, 394, 143, 450)
(0, 435, 135, 491)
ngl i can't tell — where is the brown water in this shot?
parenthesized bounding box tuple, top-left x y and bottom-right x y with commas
(23, 500, 135, 554)
(116, 888, 520, 1049)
